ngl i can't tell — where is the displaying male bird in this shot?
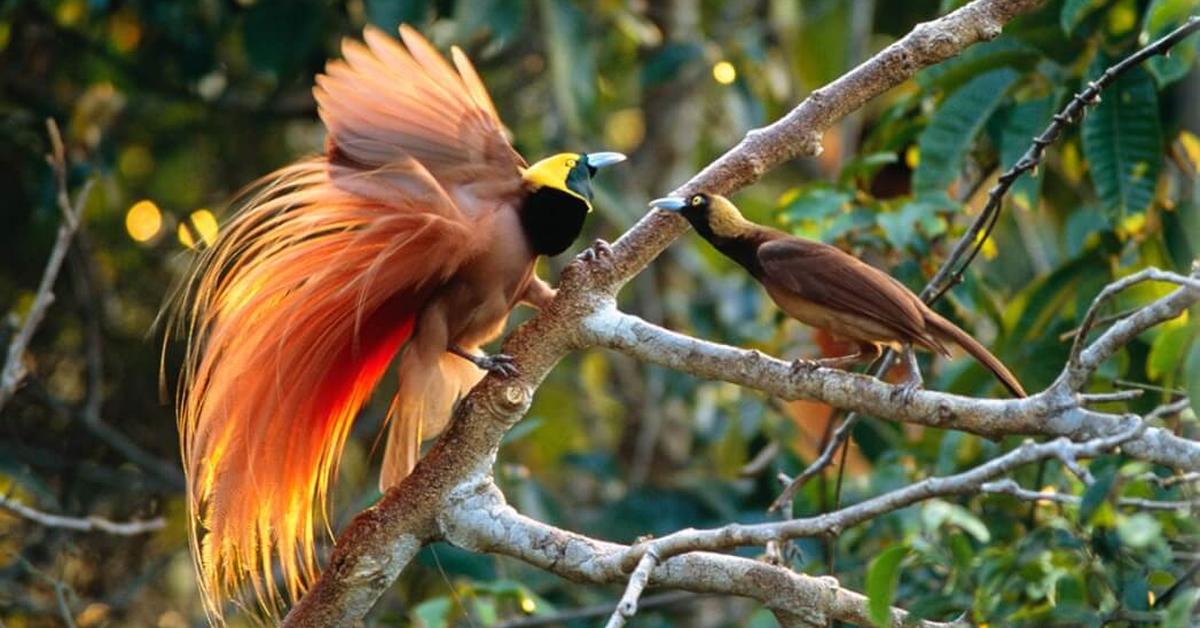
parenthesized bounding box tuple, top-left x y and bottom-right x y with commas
(174, 25, 623, 618)
(650, 193, 1025, 398)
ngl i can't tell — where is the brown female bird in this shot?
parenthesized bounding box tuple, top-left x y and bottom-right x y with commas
(175, 26, 623, 618)
(650, 193, 1025, 398)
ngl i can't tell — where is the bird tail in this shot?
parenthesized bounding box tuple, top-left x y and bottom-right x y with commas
(927, 313, 1026, 398)
(174, 158, 472, 620)
(379, 349, 485, 489)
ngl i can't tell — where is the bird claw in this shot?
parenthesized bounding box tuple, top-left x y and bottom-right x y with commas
(890, 382, 921, 405)
(790, 358, 819, 375)
(476, 353, 520, 377)
(575, 239, 613, 263)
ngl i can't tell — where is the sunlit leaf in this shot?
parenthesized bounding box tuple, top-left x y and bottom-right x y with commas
(867, 545, 909, 626)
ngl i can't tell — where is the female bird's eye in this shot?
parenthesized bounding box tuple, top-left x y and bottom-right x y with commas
(690, 195, 704, 206)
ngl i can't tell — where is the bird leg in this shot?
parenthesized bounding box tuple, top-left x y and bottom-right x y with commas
(891, 344, 923, 404)
(520, 276, 557, 310)
(575, 238, 613, 263)
(791, 342, 881, 373)
(448, 345, 519, 377)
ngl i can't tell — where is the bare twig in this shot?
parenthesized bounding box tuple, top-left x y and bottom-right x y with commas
(982, 479, 1199, 512)
(0, 120, 94, 411)
(0, 494, 165, 535)
(605, 549, 660, 628)
(611, 423, 1143, 569)
(1070, 267, 1200, 365)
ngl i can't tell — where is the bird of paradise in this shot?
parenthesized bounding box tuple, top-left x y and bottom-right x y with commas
(172, 25, 623, 619)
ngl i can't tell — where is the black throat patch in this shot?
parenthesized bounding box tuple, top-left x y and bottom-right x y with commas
(519, 186, 589, 256)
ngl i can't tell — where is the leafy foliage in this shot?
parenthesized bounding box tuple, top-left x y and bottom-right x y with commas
(0, 0, 1196, 626)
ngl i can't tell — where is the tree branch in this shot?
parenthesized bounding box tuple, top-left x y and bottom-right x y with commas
(0, 119, 93, 412)
(283, 1, 1050, 623)
(0, 494, 165, 535)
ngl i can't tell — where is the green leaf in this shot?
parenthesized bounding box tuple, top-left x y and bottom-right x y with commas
(923, 499, 992, 542)
(1187, 340, 1200, 420)
(1080, 59, 1164, 217)
(867, 545, 910, 627)
(1061, 0, 1108, 35)
(1165, 588, 1200, 628)
(1080, 463, 1117, 524)
(1142, 0, 1200, 86)
(1148, 325, 1195, 381)
(412, 596, 453, 628)
(996, 95, 1058, 212)
(913, 68, 1020, 195)
(1117, 512, 1163, 549)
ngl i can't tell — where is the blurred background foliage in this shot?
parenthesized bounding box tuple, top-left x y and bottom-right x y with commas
(1, 0, 1198, 625)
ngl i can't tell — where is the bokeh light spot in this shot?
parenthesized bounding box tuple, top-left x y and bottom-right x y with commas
(712, 61, 737, 85)
(125, 200, 162, 243)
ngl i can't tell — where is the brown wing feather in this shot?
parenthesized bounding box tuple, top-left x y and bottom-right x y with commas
(755, 237, 944, 352)
(314, 26, 525, 215)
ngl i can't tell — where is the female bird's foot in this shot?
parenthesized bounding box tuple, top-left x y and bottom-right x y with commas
(449, 345, 520, 377)
(890, 348, 923, 404)
(575, 239, 613, 263)
(790, 358, 820, 374)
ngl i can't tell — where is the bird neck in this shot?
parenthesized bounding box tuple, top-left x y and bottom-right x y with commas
(519, 186, 590, 256)
(684, 211, 768, 276)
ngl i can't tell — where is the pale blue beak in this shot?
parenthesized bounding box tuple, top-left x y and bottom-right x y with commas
(649, 197, 688, 211)
(584, 152, 627, 170)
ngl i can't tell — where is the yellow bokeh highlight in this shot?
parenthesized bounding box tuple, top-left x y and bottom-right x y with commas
(712, 61, 737, 85)
(519, 596, 536, 613)
(905, 145, 920, 169)
(56, 0, 85, 26)
(1179, 130, 1200, 173)
(108, 10, 142, 53)
(125, 200, 162, 243)
(179, 209, 219, 249)
(603, 108, 646, 153)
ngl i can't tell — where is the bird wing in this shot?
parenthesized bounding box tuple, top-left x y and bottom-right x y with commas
(755, 237, 941, 349)
(314, 25, 526, 219)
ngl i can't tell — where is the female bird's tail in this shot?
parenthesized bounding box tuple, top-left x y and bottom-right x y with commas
(174, 158, 475, 619)
(927, 312, 1027, 398)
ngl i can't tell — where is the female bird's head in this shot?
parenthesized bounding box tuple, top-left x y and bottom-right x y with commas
(649, 193, 751, 238)
(519, 151, 624, 255)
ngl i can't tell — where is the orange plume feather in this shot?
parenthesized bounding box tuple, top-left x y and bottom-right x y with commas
(174, 24, 523, 620)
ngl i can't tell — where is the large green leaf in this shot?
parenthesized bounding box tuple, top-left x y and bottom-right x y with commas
(1080, 59, 1164, 217)
(996, 95, 1058, 212)
(1142, 0, 1200, 86)
(1060, 0, 1108, 35)
(867, 545, 910, 626)
(913, 68, 1020, 195)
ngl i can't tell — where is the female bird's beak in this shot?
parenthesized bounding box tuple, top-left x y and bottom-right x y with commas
(649, 197, 687, 212)
(585, 152, 626, 170)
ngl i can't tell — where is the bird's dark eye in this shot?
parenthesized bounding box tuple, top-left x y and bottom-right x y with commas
(690, 195, 704, 206)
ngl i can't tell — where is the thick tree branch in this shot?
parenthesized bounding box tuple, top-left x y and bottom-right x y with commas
(581, 271, 1199, 469)
(439, 481, 959, 628)
(284, 1, 1048, 623)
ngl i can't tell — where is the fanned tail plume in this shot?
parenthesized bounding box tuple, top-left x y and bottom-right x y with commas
(176, 159, 475, 618)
